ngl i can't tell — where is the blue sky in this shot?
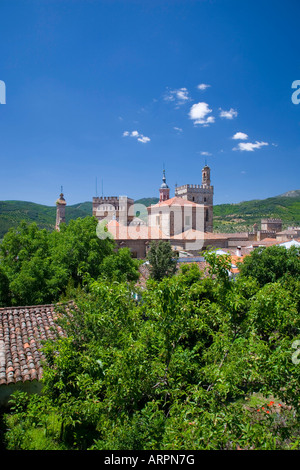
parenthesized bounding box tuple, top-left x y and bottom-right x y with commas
(0, 0, 299, 206)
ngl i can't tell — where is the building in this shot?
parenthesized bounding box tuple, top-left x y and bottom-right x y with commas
(55, 191, 66, 231)
(148, 165, 213, 238)
(159, 169, 170, 202)
(92, 195, 135, 226)
(175, 164, 214, 232)
(276, 227, 300, 241)
(261, 218, 283, 233)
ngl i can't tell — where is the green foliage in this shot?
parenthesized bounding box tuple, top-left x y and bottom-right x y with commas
(147, 240, 178, 281)
(0, 217, 142, 307)
(98, 247, 141, 282)
(3, 244, 300, 450)
(239, 245, 300, 286)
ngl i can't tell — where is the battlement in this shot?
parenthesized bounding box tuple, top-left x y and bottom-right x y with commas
(261, 218, 282, 224)
(175, 184, 213, 192)
(260, 218, 282, 233)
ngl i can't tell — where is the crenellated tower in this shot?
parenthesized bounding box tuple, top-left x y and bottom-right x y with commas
(174, 164, 214, 232)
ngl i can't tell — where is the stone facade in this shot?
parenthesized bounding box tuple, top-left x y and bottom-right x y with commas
(175, 164, 214, 232)
(261, 218, 282, 233)
(92, 195, 135, 226)
(55, 192, 66, 231)
(147, 198, 205, 238)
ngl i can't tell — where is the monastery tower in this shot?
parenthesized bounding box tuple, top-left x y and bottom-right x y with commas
(55, 191, 66, 231)
(175, 164, 214, 232)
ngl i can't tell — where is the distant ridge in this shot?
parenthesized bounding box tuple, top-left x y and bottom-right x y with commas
(0, 191, 299, 238)
(277, 190, 300, 198)
(213, 190, 300, 233)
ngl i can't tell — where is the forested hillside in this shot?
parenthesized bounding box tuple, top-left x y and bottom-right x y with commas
(213, 191, 300, 232)
(0, 201, 93, 238)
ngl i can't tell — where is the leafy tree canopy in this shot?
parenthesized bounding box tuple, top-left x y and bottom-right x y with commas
(3, 245, 300, 450)
(0, 217, 140, 307)
(147, 240, 178, 281)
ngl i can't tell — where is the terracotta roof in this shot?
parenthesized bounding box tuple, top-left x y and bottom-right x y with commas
(106, 220, 168, 240)
(0, 304, 65, 386)
(148, 196, 201, 208)
(276, 229, 300, 235)
(171, 229, 249, 241)
(172, 229, 206, 240)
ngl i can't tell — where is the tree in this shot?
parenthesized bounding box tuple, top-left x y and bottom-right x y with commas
(4, 246, 300, 450)
(0, 217, 122, 306)
(48, 216, 115, 284)
(98, 247, 141, 283)
(147, 240, 178, 281)
(238, 245, 300, 286)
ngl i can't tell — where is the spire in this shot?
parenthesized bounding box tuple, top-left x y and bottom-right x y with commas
(160, 168, 169, 189)
(159, 168, 170, 201)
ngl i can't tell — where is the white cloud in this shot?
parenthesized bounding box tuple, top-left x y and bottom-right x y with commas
(123, 130, 151, 143)
(200, 151, 212, 156)
(233, 141, 269, 152)
(137, 135, 150, 143)
(232, 132, 248, 140)
(189, 102, 215, 126)
(197, 83, 211, 91)
(164, 87, 190, 105)
(219, 108, 238, 119)
(174, 126, 183, 133)
(131, 130, 139, 137)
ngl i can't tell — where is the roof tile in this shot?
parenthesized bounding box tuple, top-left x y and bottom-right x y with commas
(0, 304, 65, 385)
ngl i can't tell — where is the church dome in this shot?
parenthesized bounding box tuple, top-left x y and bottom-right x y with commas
(160, 169, 169, 188)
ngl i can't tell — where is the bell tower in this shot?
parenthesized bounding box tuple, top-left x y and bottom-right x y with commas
(202, 164, 211, 187)
(174, 163, 214, 232)
(159, 169, 170, 202)
(55, 189, 66, 231)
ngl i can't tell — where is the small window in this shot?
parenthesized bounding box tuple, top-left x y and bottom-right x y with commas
(185, 215, 191, 226)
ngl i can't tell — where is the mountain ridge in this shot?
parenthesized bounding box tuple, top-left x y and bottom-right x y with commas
(0, 191, 299, 238)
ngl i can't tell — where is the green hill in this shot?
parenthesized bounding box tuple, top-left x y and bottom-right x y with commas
(0, 200, 93, 238)
(134, 197, 159, 207)
(0, 191, 299, 239)
(213, 192, 300, 232)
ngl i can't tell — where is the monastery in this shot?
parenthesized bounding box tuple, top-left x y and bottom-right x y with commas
(55, 164, 295, 259)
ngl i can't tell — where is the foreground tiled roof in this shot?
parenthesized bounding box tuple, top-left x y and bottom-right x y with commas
(0, 304, 65, 386)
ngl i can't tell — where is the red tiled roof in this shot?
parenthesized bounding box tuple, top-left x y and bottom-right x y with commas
(0, 304, 65, 385)
(106, 220, 168, 240)
(148, 197, 201, 208)
(171, 229, 249, 241)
